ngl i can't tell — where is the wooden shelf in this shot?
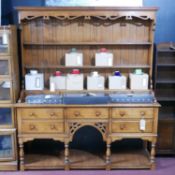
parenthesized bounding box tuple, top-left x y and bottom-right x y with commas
(156, 80, 175, 84)
(0, 161, 18, 171)
(159, 114, 175, 121)
(23, 41, 152, 46)
(157, 63, 175, 67)
(24, 154, 64, 170)
(158, 49, 175, 53)
(24, 149, 151, 170)
(157, 97, 175, 102)
(25, 65, 151, 69)
(23, 89, 152, 94)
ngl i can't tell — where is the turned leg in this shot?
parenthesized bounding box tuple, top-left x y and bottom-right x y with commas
(106, 141, 111, 170)
(19, 142, 24, 171)
(150, 142, 156, 170)
(64, 142, 70, 170)
(143, 140, 148, 150)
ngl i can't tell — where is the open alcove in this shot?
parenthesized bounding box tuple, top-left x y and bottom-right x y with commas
(23, 139, 65, 170)
(69, 125, 106, 169)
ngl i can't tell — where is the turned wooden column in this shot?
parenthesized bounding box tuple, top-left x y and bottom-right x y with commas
(150, 141, 156, 170)
(64, 141, 70, 170)
(19, 141, 24, 171)
(106, 139, 111, 170)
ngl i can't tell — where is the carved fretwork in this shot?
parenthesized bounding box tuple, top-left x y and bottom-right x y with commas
(22, 15, 152, 23)
(94, 122, 107, 135)
(69, 122, 82, 135)
(68, 122, 107, 141)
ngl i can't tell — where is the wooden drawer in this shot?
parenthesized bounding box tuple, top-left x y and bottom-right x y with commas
(20, 108, 63, 120)
(21, 121, 64, 133)
(66, 108, 108, 119)
(111, 120, 153, 133)
(112, 108, 154, 119)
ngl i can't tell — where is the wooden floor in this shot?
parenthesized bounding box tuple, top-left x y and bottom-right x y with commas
(24, 149, 151, 170)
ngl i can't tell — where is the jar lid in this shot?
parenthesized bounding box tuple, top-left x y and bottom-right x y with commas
(90, 71, 99, 77)
(134, 69, 143, 75)
(100, 48, 108, 52)
(55, 71, 62, 76)
(71, 69, 80, 74)
(114, 71, 121, 76)
(30, 70, 38, 75)
(71, 48, 77, 53)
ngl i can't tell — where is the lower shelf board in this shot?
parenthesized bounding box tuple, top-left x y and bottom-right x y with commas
(24, 149, 151, 170)
(24, 154, 65, 170)
(0, 161, 18, 171)
(111, 149, 151, 169)
(69, 149, 106, 169)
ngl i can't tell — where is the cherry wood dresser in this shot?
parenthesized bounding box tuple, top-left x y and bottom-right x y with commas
(15, 7, 160, 170)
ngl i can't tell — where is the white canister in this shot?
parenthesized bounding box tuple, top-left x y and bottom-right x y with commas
(129, 73, 149, 90)
(25, 70, 44, 90)
(95, 48, 113, 67)
(50, 76, 66, 90)
(87, 72, 105, 90)
(65, 48, 83, 66)
(66, 74, 84, 90)
(108, 76, 127, 90)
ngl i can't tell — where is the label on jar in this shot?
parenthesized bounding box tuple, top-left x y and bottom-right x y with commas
(143, 78, 147, 87)
(77, 56, 82, 65)
(108, 58, 112, 66)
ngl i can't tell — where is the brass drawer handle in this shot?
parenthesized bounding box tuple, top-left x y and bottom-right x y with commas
(29, 112, 35, 117)
(120, 124, 126, 130)
(50, 112, 56, 117)
(96, 111, 101, 116)
(74, 111, 80, 117)
(140, 111, 146, 116)
(29, 124, 36, 130)
(50, 124, 57, 130)
(120, 111, 126, 117)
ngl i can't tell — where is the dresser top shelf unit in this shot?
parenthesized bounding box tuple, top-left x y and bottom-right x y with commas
(17, 6, 157, 95)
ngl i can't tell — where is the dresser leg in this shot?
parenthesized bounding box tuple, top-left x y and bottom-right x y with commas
(143, 140, 148, 150)
(19, 142, 24, 171)
(106, 141, 111, 170)
(64, 142, 70, 170)
(150, 141, 156, 170)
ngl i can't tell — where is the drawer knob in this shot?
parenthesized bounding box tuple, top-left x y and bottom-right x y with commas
(120, 124, 126, 130)
(50, 112, 56, 117)
(29, 124, 36, 130)
(74, 111, 80, 117)
(29, 113, 35, 117)
(140, 111, 146, 116)
(50, 124, 57, 130)
(120, 112, 126, 117)
(96, 111, 101, 116)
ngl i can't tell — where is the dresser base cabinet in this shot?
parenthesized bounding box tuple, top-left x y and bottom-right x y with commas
(16, 105, 159, 170)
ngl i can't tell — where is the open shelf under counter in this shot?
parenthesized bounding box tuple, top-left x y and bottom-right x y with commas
(24, 65, 151, 69)
(23, 149, 151, 170)
(23, 41, 152, 46)
(24, 154, 64, 170)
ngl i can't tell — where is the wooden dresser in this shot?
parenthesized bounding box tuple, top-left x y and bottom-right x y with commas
(16, 7, 160, 170)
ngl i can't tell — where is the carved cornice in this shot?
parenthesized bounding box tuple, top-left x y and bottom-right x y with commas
(21, 15, 152, 23)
